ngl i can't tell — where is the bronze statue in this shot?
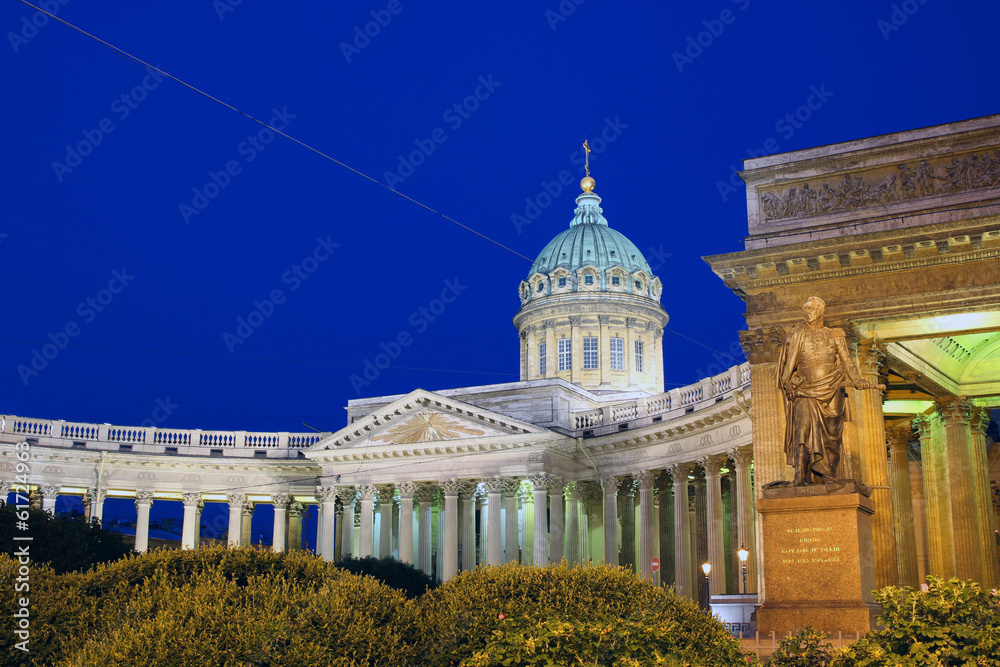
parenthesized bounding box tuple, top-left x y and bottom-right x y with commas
(777, 297, 883, 486)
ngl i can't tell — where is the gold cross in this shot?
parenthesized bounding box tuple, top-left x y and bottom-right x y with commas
(583, 139, 591, 177)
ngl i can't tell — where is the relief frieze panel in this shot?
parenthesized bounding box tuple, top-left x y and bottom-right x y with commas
(759, 147, 1000, 222)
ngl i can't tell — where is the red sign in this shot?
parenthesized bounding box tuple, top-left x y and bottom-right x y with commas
(651, 557, 660, 572)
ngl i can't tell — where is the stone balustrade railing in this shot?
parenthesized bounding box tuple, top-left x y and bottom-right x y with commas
(0, 415, 327, 457)
(570, 362, 750, 433)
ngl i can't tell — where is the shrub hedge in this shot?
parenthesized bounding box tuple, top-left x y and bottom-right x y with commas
(414, 562, 747, 666)
(1, 547, 766, 666)
(337, 554, 436, 598)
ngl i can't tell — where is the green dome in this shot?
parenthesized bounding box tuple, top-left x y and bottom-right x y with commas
(527, 191, 652, 277)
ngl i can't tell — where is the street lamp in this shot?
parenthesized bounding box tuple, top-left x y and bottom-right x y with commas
(737, 544, 749, 595)
(701, 562, 712, 614)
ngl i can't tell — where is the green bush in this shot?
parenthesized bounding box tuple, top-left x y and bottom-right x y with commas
(832, 576, 1000, 666)
(765, 627, 835, 667)
(338, 554, 436, 598)
(413, 562, 747, 667)
(0, 504, 131, 574)
(1, 546, 418, 667)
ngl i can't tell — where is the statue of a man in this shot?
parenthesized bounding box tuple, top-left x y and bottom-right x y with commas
(777, 297, 882, 486)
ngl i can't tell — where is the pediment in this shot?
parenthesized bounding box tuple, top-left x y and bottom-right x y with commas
(306, 389, 552, 454)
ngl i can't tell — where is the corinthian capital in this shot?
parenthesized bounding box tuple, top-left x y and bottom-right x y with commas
(935, 396, 973, 426)
(739, 327, 784, 365)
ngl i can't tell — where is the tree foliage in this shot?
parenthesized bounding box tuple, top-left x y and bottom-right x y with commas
(0, 504, 131, 574)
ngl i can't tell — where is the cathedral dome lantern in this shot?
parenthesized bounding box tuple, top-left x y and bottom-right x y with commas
(514, 166, 668, 394)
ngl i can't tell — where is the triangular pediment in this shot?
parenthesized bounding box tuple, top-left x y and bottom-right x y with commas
(306, 389, 555, 457)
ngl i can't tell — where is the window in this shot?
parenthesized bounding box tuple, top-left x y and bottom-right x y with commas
(611, 276, 621, 286)
(536, 282, 545, 293)
(558, 277, 567, 287)
(634, 280, 643, 290)
(583, 337, 598, 369)
(610, 337, 624, 370)
(558, 339, 571, 371)
(584, 274, 594, 285)
(634, 341, 645, 373)
(539, 342, 547, 375)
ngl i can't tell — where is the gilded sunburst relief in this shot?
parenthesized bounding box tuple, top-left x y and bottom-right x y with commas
(371, 409, 486, 444)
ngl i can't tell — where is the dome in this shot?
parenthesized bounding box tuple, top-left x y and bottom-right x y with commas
(527, 191, 652, 277)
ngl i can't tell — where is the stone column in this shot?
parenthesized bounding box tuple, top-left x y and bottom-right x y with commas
(520, 485, 534, 562)
(503, 478, 520, 563)
(565, 482, 580, 565)
(377, 485, 395, 558)
(914, 412, 955, 578)
(970, 408, 999, 588)
(316, 502, 324, 559)
(416, 484, 436, 577)
(739, 327, 784, 602)
(619, 478, 636, 571)
(357, 484, 377, 558)
(271, 494, 289, 553)
(657, 474, 675, 588)
(287, 501, 304, 551)
(396, 482, 416, 564)
(316, 487, 338, 561)
(241, 499, 255, 546)
(193, 500, 203, 548)
(483, 476, 505, 566)
(908, 455, 929, 582)
(886, 426, 919, 587)
(439, 479, 461, 581)
(337, 488, 357, 558)
(670, 464, 693, 599)
(601, 475, 620, 566)
(636, 471, 655, 581)
(134, 490, 154, 552)
(730, 447, 757, 593)
(226, 493, 245, 547)
(182, 492, 200, 550)
(40, 484, 60, 513)
(460, 483, 477, 570)
(856, 338, 898, 589)
(547, 475, 565, 564)
(478, 493, 488, 562)
(700, 456, 726, 595)
(529, 474, 549, 566)
(577, 481, 602, 563)
(936, 398, 981, 582)
(89, 489, 107, 524)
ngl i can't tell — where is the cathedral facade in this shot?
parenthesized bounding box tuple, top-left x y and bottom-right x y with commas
(3, 114, 998, 618)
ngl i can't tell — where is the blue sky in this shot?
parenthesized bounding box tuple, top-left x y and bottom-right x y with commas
(3, 0, 999, 435)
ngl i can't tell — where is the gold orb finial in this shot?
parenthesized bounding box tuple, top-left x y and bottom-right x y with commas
(580, 176, 596, 192)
